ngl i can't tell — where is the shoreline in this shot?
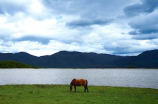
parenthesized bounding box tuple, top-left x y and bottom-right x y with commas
(0, 84, 158, 90)
(0, 68, 158, 69)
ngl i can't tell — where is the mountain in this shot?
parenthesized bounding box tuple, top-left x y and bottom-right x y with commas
(0, 50, 158, 68)
(110, 50, 158, 68)
(0, 52, 37, 65)
(37, 51, 123, 68)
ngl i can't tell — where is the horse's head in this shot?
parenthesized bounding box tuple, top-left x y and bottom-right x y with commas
(70, 79, 76, 92)
(70, 84, 72, 92)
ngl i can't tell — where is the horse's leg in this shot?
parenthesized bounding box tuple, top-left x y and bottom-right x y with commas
(84, 85, 86, 92)
(74, 85, 76, 92)
(86, 80, 89, 92)
(84, 85, 88, 92)
(86, 86, 89, 92)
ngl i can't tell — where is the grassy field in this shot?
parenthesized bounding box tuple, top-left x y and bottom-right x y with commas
(0, 85, 158, 104)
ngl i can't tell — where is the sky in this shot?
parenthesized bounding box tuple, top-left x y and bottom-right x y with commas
(0, 0, 158, 56)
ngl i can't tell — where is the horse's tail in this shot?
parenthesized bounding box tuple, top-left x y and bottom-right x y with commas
(86, 80, 89, 92)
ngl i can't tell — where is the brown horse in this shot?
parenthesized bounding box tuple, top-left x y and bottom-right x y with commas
(70, 79, 89, 92)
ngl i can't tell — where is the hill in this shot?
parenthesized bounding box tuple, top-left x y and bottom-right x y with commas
(37, 51, 123, 68)
(110, 50, 158, 68)
(0, 50, 158, 68)
(0, 61, 39, 68)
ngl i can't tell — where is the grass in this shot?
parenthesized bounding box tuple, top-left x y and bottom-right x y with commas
(0, 85, 158, 104)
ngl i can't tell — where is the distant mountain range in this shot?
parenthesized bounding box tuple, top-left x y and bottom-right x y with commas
(0, 50, 158, 68)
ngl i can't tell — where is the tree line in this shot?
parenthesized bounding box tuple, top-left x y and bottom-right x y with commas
(0, 61, 39, 68)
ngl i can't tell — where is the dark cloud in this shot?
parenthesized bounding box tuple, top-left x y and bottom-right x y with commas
(14, 36, 51, 45)
(41, 0, 136, 29)
(41, 0, 137, 31)
(129, 27, 158, 35)
(113, 50, 143, 56)
(124, 0, 158, 17)
(66, 19, 113, 28)
(0, 33, 50, 45)
(103, 41, 148, 55)
(42, 0, 133, 19)
(125, 0, 158, 40)
(129, 31, 138, 35)
(132, 34, 158, 40)
(0, 35, 10, 41)
(104, 44, 136, 55)
(0, 1, 29, 15)
(128, 9, 158, 37)
(0, 28, 14, 41)
(42, 0, 89, 15)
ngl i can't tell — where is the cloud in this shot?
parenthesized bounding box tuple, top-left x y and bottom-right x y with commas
(0, 0, 30, 15)
(1, 0, 158, 57)
(123, 0, 158, 41)
(124, 0, 158, 17)
(14, 36, 51, 45)
(66, 19, 113, 28)
(42, 0, 135, 24)
(0, 13, 58, 44)
(128, 9, 158, 37)
(0, 0, 51, 21)
(103, 39, 157, 55)
(132, 33, 158, 40)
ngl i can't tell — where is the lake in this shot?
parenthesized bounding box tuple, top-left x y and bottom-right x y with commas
(0, 69, 158, 89)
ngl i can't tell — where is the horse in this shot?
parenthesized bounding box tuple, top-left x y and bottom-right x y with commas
(70, 79, 89, 92)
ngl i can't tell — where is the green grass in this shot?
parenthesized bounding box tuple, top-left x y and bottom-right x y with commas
(0, 85, 158, 104)
(0, 61, 40, 68)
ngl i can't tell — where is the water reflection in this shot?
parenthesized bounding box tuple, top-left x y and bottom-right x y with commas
(0, 69, 158, 89)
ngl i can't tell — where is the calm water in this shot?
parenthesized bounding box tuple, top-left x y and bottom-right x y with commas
(0, 69, 158, 89)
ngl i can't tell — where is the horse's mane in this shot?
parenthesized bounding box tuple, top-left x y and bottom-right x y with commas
(70, 78, 76, 85)
(71, 78, 76, 82)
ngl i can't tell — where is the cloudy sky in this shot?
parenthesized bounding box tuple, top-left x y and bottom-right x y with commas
(0, 0, 158, 56)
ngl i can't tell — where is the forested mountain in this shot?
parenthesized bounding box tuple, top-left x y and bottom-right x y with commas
(109, 50, 158, 68)
(0, 50, 158, 68)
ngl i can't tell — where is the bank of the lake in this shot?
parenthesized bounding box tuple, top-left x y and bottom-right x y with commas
(0, 85, 157, 104)
(0, 61, 39, 68)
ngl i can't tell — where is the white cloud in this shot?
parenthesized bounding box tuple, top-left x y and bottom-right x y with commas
(0, 0, 158, 56)
(16, 18, 57, 35)
(30, 0, 43, 13)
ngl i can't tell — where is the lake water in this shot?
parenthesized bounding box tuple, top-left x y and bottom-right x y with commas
(0, 69, 158, 89)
